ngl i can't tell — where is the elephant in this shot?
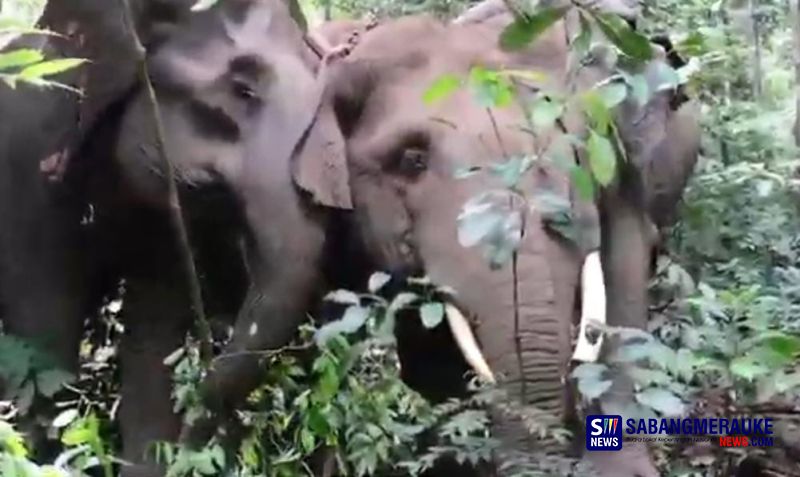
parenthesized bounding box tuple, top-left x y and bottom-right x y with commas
(312, 14, 602, 476)
(309, 6, 701, 476)
(0, 0, 184, 456)
(2, 0, 353, 474)
(78, 0, 364, 474)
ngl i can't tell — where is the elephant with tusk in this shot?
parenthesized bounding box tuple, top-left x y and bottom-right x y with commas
(311, 3, 699, 474)
(312, 13, 608, 475)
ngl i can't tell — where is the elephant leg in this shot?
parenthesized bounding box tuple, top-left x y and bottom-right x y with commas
(0, 139, 86, 377)
(589, 182, 658, 477)
(183, 205, 328, 447)
(0, 113, 88, 459)
(115, 211, 192, 477)
(118, 272, 191, 477)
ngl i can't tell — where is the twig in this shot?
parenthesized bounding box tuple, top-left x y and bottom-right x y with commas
(212, 343, 314, 363)
(118, 0, 214, 361)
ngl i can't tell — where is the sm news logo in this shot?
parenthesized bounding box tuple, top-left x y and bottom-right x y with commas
(586, 415, 622, 451)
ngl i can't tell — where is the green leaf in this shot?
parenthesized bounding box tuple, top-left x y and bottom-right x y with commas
(191, 0, 219, 11)
(674, 348, 696, 382)
(571, 362, 608, 380)
(625, 73, 650, 106)
(35, 368, 73, 397)
(18, 58, 86, 80)
(468, 66, 513, 108)
(52, 409, 79, 429)
(651, 62, 681, 92)
(324, 289, 360, 305)
(315, 305, 370, 344)
(420, 302, 445, 329)
(762, 334, 800, 358)
(499, 7, 569, 51)
(677, 31, 707, 57)
(581, 90, 612, 134)
(729, 356, 769, 381)
(628, 367, 671, 387)
(597, 81, 628, 108)
(577, 376, 612, 400)
(529, 97, 564, 129)
(0, 49, 43, 72)
(635, 387, 685, 416)
(457, 202, 504, 248)
(586, 130, 617, 186)
(593, 13, 652, 62)
(489, 155, 533, 188)
(300, 428, 316, 454)
(62, 425, 93, 446)
(368, 272, 392, 293)
(570, 165, 595, 201)
(317, 361, 340, 401)
(423, 74, 462, 105)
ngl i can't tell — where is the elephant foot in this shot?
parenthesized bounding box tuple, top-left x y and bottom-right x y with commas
(584, 442, 659, 477)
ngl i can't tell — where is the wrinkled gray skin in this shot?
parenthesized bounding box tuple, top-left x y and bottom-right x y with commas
(319, 16, 589, 475)
(317, 11, 699, 477)
(0, 0, 179, 456)
(104, 1, 352, 474)
(3, 0, 346, 475)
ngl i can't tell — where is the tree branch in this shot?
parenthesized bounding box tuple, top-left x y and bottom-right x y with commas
(118, 0, 214, 361)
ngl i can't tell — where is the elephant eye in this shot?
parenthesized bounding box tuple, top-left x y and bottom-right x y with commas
(231, 79, 258, 102)
(397, 147, 428, 176)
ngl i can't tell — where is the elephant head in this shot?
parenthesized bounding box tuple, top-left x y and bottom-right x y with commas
(316, 15, 607, 472)
(107, 0, 355, 463)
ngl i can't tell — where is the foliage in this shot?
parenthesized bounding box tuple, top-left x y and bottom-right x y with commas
(153, 273, 575, 476)
(3, 0, 800, 476)
(154, 274, 488, 477)
(0, 0, 86, 91)
(0, 413, 118, 477)
(0, 336, 74, 415)
(427, 4, 694, 267)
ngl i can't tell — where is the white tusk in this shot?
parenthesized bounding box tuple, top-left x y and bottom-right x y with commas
(572, 251, 607, 363)
(444, 303, 496, 384)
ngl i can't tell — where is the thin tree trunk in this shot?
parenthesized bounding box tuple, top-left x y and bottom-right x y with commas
(791, 0, 800, 146)
(750, 0, 763, 99)
(324, 0, 332, 21)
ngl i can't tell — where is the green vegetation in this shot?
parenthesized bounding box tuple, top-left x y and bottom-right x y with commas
(2, 0, 800, 476)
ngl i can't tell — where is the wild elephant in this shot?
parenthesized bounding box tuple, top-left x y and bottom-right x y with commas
(456, 3, 702, 474)
(77, 0, 366, 474)
(0, 0, 193, 457)
(311, 7, 700, 476)
(312, 14, 602, 476)
(2, 0, 352, 475)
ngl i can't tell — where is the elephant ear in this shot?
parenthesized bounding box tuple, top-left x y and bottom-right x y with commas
(291, 88, 353, 210)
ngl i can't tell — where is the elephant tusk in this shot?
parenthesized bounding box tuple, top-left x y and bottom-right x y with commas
(444, 303, 496, 384)
(572, 251, 606, 363)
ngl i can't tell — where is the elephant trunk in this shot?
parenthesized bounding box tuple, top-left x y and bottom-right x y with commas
(459, 219, 578, 472)
(587, 174, 661, 477)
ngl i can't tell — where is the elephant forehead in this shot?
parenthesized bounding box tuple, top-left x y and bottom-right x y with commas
(148, 0, 297, 87)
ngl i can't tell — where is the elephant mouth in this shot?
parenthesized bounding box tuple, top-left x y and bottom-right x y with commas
(442, 251, 607, 384)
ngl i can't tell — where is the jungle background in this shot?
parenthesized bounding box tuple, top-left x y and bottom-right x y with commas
(2, 0, 800, 476)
